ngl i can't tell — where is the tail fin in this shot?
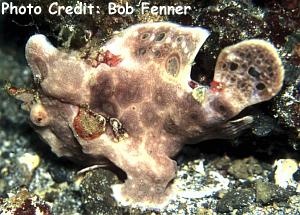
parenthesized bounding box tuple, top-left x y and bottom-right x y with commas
(213, 39, 284, 114)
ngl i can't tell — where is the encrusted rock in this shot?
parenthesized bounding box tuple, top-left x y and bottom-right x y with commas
(216, 188, 255, 213)
(273, 159, 299, 189)
(228, 157, 263, 180)
(0, 187, 51, 215)
(255, 180, 293, 205)
(80, 169, 124, 215)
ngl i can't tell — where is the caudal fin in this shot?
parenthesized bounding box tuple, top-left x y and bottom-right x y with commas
(213, 39, 284, 114)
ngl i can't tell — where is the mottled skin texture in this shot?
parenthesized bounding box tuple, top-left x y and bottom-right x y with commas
(8, 22, 284, 209)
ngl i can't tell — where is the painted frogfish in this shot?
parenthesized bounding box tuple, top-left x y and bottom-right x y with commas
(7, 22, 284, 209)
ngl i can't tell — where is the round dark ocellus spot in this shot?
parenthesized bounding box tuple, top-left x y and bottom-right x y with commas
(137, 47, 147, 56)
(256, 83, 266, 90)
(155, 32, 166, 41)
(229, 62, 238, 71)
(141, 32, 151, 40)
(248, 67, 260, 78)
(153, 50, 161, 58)
(240, 82, 246, 89)
(266, 59, 274, 64)
(166, 54, 180, 76)
(267, 66, 274, 77)
(267, 66, 272, 73)
(176, 36, 183, 43)
(256, 59, 262, 65)
(230, 77, 236, 82)
(241, 63, 248, 69)
(246, 53, 252, 59)
(238, 52, 245, 57)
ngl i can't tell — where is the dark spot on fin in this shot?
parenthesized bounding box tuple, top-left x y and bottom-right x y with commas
(229, 62, 238, 71)
(137, 47, 147, 56)
(155, 32, 166, 41)
(166, 55, 180, 76)
(248, 67, 260, 78)
(141, 33, 150, 40)
(256, 83, 266, 90)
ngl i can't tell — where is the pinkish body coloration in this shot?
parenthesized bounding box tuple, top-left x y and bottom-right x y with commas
(8, 22, 284, 209)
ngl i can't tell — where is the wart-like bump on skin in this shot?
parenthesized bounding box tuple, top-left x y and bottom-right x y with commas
(8, 22, 284, 210)
(30, 103, 50, 127)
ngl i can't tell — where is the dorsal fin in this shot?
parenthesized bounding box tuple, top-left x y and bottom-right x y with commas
(104, 22, 210, 90)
